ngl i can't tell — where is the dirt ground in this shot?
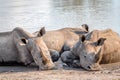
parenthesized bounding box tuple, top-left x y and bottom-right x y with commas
(0, 62, 120, 80)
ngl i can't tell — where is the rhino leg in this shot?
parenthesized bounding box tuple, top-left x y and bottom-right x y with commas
(63, 44, 71, 51)
(49, 49, 60, 62)
(60, 43, 71, 54)
(61, 51, 77, 67)
(72, 59, 81, 68)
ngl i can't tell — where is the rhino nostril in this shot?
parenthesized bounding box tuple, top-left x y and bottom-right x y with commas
(87, 66, 91, 69)
(84, 55, 86, 58)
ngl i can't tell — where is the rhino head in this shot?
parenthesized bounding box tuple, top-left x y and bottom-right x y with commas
(21, 27, 55, 70)
(72, 35, 106, 70)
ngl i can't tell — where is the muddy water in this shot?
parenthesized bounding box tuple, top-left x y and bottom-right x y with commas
(0, 0, 120, 33)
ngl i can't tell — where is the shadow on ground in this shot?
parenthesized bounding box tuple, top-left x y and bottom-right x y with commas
(0, 62, 39, 73)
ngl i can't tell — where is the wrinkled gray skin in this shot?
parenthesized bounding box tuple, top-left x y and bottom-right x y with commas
(0, 27, 55, 70)
(33, 24, 89, 53)
(61, 29, 120, 71)
(0, 27, 32, 64)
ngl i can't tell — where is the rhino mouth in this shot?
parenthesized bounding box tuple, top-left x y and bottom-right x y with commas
(80, 64, 102, 71)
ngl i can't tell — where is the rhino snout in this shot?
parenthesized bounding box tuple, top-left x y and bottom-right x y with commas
(86, 63, 102, 71)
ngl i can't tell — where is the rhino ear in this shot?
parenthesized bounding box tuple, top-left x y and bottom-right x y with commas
(96, 38, 106, 46)
(37, 27, 46, 37)
(80, 35, 86, 42)
(81, 24, 89, 32)
(21, 38, 28, 44)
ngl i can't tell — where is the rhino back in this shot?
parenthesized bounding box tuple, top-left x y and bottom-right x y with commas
(63, 30, 79, 49)
(43, 30, 65, 52)
(43, 29, 80, 52)
(0, 32, 18, 62)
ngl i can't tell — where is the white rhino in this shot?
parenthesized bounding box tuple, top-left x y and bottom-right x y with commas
(0, 27, 55, 70)
(61, 29, 120, 70)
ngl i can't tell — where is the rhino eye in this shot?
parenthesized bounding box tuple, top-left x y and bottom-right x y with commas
(84, 55, 86, 58)
(87, 66, 91, 69)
